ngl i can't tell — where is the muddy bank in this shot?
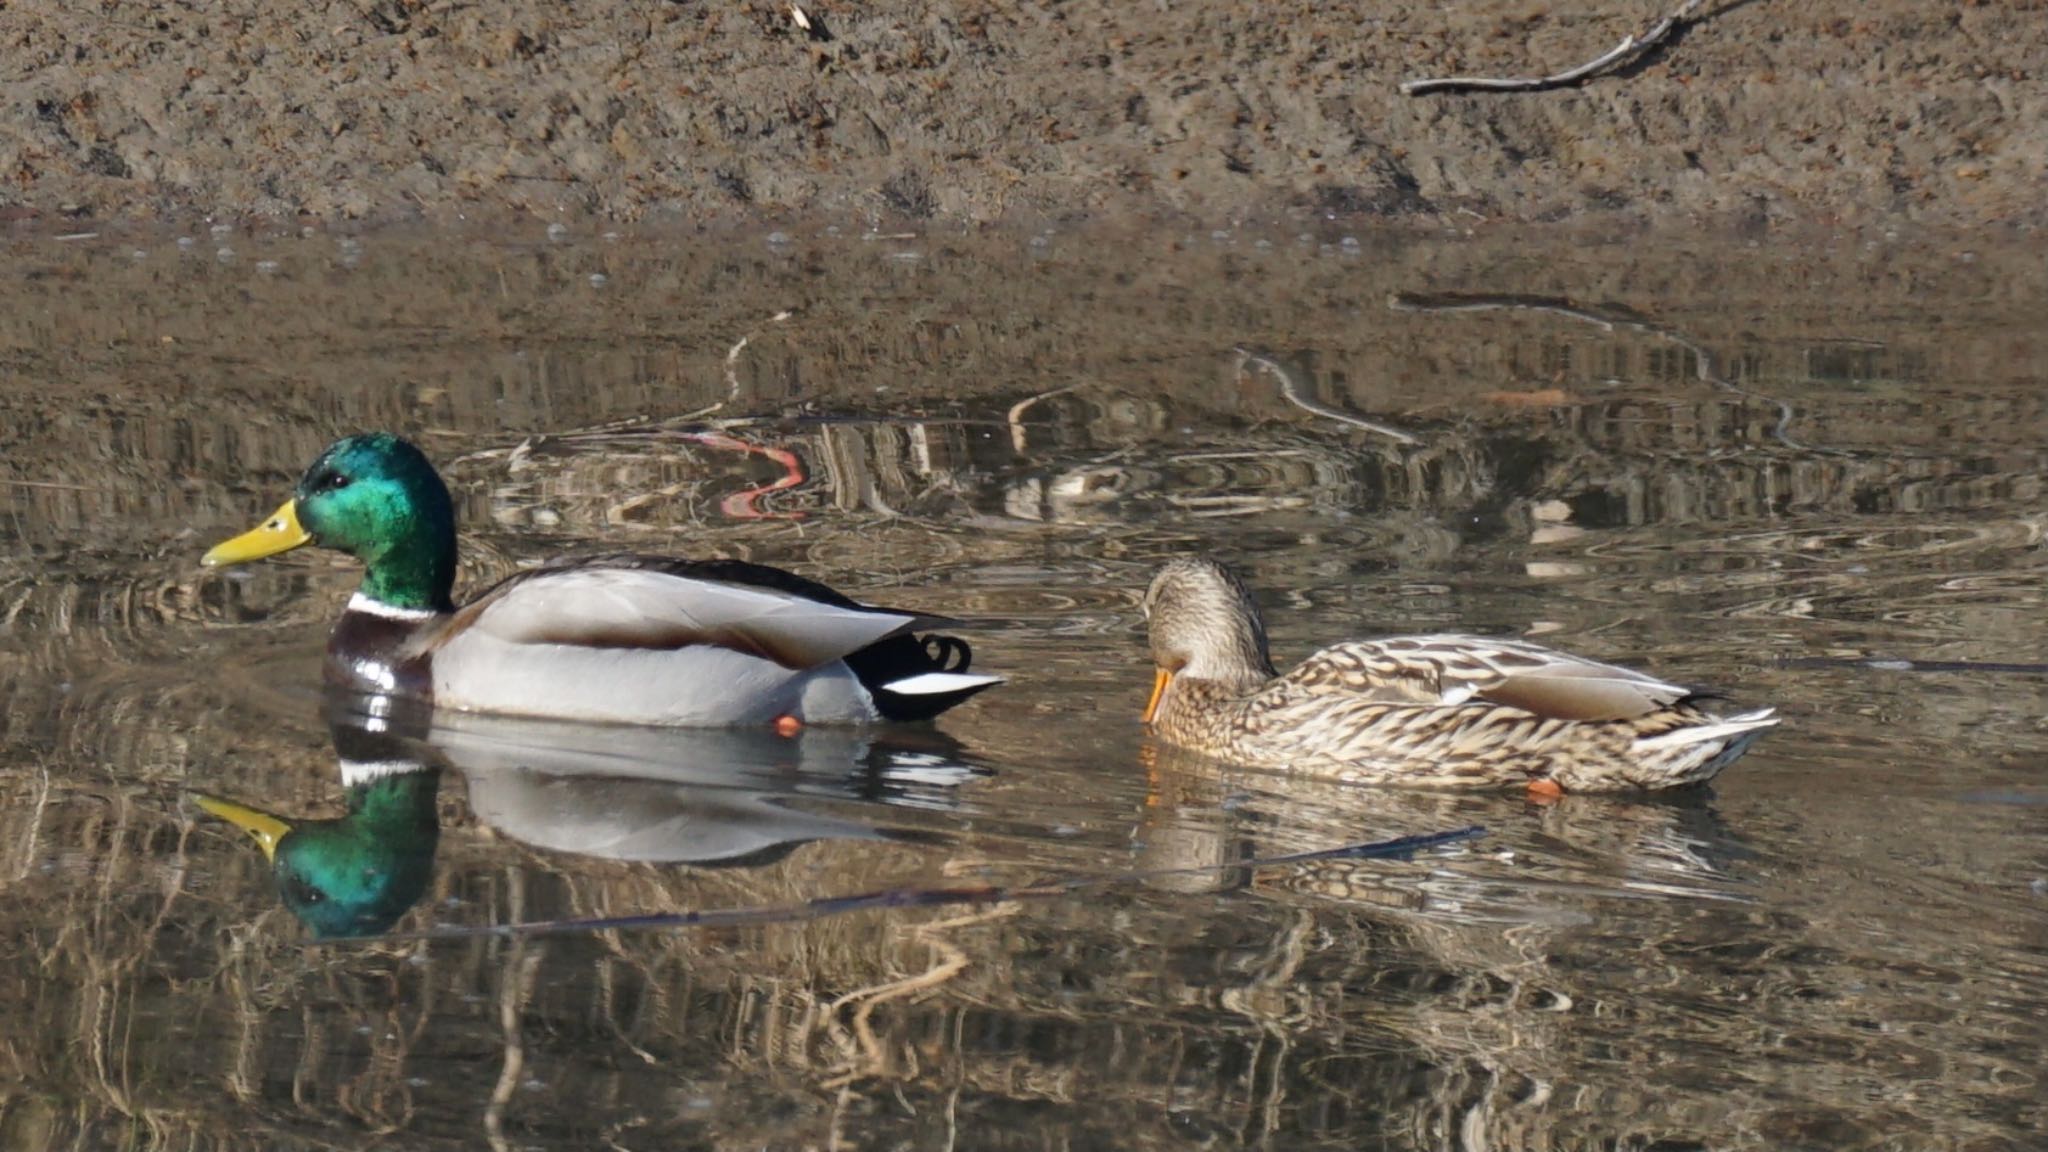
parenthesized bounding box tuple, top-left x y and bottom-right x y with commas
(0, 2, 2041, 229)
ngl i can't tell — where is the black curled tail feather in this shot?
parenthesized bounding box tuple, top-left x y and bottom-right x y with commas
(923, 634, 973, 674)
(844, 631, 994, 722)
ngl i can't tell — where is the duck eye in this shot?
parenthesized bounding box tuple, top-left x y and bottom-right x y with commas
(321, 472, 351, 491)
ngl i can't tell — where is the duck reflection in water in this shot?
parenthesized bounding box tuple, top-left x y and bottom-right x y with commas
(1135, 739, 1752, 915)
(195, 724, 442, 939)
(194, 694, 979, 938)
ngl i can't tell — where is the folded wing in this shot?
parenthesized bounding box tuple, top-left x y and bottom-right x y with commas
(454, 566, 921, 669)
(1293, 634, 1694, 721)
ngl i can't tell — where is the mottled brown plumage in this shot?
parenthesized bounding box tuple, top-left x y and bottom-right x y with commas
(1140, 558, 1778, 792)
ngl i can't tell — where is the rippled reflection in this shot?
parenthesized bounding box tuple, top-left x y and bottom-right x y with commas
(190, 695, 987, 937)
(2, 224, 2044, 1150)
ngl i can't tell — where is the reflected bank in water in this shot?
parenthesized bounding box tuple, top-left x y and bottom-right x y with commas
(1, 222, 2044, 1150)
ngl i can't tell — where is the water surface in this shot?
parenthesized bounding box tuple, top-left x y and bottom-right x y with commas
(2, 222, 2045, 1150)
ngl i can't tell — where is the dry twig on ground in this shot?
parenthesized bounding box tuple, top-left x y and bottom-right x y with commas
(1401, 0, 1708, 96)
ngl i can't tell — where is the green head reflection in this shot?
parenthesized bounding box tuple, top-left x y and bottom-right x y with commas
(195, 764, 441, 939)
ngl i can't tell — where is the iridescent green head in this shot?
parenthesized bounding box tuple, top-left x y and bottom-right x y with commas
(202, 432, 457, 612)
(195, 769, 443, 939)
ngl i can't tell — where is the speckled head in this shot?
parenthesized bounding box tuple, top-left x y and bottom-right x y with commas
(1142, 557, 1277, 691)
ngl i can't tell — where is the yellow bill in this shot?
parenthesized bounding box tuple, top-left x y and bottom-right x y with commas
(202, 499, 310, 567)
(193, 794, 294, 861)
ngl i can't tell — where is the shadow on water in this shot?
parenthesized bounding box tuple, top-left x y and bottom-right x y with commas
(1, 222, 2046, 1149)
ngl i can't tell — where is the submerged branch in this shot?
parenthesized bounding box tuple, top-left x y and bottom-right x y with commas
(1776, 656, 2048, 676)
(1234, 348, 1421, 445)
(1388, 290, 1847, 455)
(1401, 0, 1709, 96)
(686, 307, 798, 422)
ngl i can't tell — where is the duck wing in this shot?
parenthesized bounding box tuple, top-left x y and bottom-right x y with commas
(1288, 634, 1694, 721)
(442, 555, 925, 670)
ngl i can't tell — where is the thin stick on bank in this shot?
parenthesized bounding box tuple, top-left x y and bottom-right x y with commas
(1401, 0, 1709, 96)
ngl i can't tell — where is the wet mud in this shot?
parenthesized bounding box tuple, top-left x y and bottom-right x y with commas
(1, 2, 2042, 228)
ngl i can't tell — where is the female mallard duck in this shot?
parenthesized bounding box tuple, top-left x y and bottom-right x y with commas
(201, 433, 1000, 726)
(1140, 557, 1777, 794)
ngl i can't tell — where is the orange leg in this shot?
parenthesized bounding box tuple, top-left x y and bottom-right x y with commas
(1526, 778, 1565, 803)
(774, 715, 804, 738)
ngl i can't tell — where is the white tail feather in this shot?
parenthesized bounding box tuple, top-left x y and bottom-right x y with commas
(1631, 708, 1779, 754)
(881, 671, 1005, 696)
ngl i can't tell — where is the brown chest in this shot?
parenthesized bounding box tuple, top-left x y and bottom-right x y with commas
(324, 610, 436, 701)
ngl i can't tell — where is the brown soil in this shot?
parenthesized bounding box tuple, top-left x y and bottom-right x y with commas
(1, 1, 2041, 229)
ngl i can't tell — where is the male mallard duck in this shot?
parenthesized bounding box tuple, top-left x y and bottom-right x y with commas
(1140, 558, 1777, 794)
(201, 433, 1000, 726)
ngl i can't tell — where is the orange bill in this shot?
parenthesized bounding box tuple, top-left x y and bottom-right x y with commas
(1142, 667, 1172, 725)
